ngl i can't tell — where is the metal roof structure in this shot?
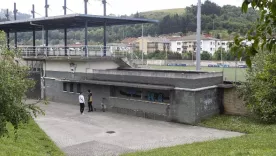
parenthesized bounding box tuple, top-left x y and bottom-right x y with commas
(0, 14, 158, 32)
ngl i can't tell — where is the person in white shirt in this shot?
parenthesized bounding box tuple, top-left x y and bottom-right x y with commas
(79, 92, 85, 115)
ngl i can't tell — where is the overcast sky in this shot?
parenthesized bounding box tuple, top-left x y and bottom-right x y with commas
(1, 0, 243, 17)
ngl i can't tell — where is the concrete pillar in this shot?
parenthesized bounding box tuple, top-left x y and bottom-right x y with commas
(85, 21, 88, 57)
(64, 28, 67, 56)
(63, 0, 67, 56)
(45, 0, 49, 55)
(14, 32, 17, 49)
(103, 22, 107, 56)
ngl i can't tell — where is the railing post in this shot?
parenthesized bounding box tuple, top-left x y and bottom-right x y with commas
(35, 47, 37, 58)
(67, 47, 70, 59)
(86, 46, 89, 58)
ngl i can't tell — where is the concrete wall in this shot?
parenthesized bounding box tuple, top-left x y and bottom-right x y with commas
(172, 88, 220, 124)
(223, 87, 248, 115)
(110, 97, 168, 115)
(45, 70, 223, 89)
(133, 59, 246, 67)
(173, 90, 196, 124)
(91, 73, 222, 89)
(194, 88, 220, 123)
(45, 79, 110, 109)
(45, 60, 119, 73)
(44, 74, 221, 124)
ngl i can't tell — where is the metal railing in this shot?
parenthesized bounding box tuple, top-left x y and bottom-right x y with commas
(15, 45, 133, 59)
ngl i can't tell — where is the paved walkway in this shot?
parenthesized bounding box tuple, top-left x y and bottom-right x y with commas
(34, 101, 242, 156)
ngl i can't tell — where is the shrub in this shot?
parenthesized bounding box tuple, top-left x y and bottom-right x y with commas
(239, 51, 276, 123)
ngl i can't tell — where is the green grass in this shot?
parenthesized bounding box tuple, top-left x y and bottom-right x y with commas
(142, 8, 185, 14)
(123, 115, 276, 156)
(140, 8, 185, 19)
(150, 65, 246, 82)
(0, 119, 64, 156)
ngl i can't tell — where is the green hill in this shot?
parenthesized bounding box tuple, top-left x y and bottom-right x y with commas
(140, 8, 185, 19)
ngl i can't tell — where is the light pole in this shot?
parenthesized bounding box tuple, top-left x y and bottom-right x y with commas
(196, 0, 201, 71)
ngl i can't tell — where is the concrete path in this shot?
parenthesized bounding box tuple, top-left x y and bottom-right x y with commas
(34, 101, 242, 156)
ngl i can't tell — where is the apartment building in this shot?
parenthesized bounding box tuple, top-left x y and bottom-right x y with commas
(170, 35, 232, 55)
(135, 37, 170, 54)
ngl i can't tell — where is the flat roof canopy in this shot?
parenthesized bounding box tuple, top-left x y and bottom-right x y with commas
(0, 14, 158, 32)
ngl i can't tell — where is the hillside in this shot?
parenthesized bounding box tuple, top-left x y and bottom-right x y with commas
(140, 8, 185, 19)
(0, 1, 259, 45)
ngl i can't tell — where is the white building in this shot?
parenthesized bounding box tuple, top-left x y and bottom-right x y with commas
(170, 35, 232, 55)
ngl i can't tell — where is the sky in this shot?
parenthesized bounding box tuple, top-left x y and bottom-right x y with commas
(0, 0, 243, 17)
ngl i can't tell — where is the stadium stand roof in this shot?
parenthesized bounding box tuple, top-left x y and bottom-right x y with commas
(0, 14, 158, 32)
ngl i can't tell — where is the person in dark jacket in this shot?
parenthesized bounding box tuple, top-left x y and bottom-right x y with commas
(87, 90, 93, 112)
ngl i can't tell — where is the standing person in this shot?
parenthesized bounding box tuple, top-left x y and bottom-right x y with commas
(79, 92, 85, 115)
(88, 90, 93, 112)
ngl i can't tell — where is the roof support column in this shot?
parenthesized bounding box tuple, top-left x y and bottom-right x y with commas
(32, 4, 36, 54)
(103, 0, 107, 56)
(6, 31, 10, 50)
(63, 0, 67, 56)
(103, 22, 107, 56)
(14, 32, 18, 49)
(64, 29, 67, 56)
(84, 20, 88, 57)
(32, 29, 35, 51)
(45, 0, 49, 56)
(14, 2, 17, 49)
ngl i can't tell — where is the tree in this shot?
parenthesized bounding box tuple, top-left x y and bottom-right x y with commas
(234, 1, 276, 123)
(0, 31, 44, 136)
(201, 0, 222, 16)
(239, 51, 276, 123)
(201, 51, 212, 60)
(232, 0, 276, 67)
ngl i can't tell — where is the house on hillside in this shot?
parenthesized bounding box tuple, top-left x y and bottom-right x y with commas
(135, 37, 170, 54)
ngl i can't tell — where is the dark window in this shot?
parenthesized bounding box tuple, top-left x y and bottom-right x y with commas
(70, 83, 74, 93)
(77, 84, 81, 93)
(63, 83, 67, 92)
(113, 87, 170, 103)
(144, 90, 170, 103)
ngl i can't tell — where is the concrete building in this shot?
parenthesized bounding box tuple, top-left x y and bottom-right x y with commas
(170, 35, 232, 55)
(135, 37, 170, 54)
(0, 14, 224, 125)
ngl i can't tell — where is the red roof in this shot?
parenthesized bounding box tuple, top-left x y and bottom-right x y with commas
(121, 38, 137, 44)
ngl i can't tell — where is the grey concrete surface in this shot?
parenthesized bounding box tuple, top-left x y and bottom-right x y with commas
(34, 101, 242, 156)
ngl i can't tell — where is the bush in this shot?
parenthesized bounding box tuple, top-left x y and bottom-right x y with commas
(147, 50, 182, 60)
(239, 51, 276, 123)
(201, 51, 212, 60)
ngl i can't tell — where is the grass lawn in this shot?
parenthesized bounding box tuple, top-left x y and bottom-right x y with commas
(150, 65, 246, 82)
(123, 115, 276, 156)
(0, 119, 64, 156)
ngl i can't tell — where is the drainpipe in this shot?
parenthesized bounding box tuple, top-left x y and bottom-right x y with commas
(41, 60, 46, 100)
